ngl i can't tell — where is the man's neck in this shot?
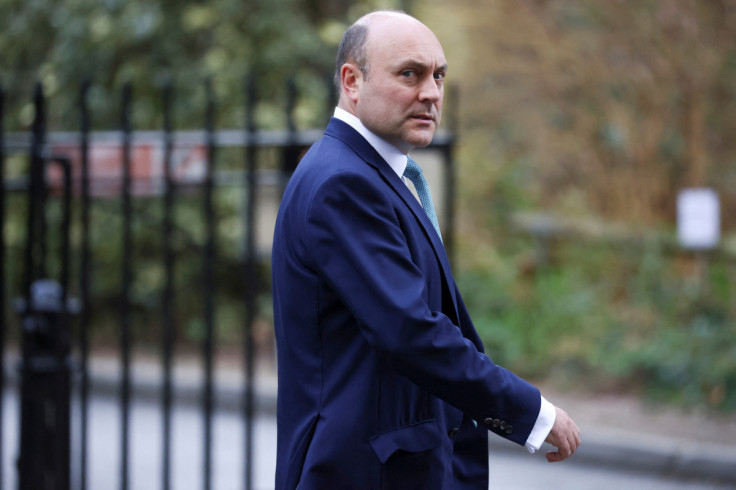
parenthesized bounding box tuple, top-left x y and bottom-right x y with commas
(333, 107, 409, 180)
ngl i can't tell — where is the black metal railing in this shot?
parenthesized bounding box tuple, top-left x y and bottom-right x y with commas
(160, 81, 175, 490)
(119, 81, 134, 490)
(0, 81, 6, 490)
(242, 75, 259, 490)
(0, 77, 457, 490)
(77, 78, 92, 490)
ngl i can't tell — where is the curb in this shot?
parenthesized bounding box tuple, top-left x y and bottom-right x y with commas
(487, 428, 736, 486)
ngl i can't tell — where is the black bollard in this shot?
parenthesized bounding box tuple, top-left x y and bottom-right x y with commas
(16, 279, 72, 490)
(16, 83, 75, 490)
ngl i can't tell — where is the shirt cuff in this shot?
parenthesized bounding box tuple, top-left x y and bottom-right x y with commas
(524, 395, 556, 453)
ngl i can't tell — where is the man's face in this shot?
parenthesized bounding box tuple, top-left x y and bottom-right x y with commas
(354, 19, 447, 153)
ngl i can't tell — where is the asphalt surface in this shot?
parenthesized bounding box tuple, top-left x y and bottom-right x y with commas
(3, 354, 736, 489)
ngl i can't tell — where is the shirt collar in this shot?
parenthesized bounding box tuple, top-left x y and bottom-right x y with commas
(333, 107, 408, 179)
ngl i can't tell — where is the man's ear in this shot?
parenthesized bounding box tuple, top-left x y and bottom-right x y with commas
(340, 63, 362, 103)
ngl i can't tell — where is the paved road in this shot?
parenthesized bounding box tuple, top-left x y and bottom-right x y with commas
(2, 389, 731, 489)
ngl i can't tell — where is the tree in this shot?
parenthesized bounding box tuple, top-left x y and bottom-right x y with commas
(422, 0, 736, 227)
(0, 0, 386, 131)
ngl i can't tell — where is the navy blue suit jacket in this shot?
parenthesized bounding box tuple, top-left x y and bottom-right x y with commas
(272, 118, 541, 489)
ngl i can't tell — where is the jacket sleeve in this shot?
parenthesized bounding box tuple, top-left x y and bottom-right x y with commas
(304, 169, 541, 445)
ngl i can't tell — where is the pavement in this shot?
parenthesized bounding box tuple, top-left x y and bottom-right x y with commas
(4, 352, 736, 486)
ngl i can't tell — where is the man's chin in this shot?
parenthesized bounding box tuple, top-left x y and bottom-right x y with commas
(404, 121, 437, 142)
(391, 128, 437, 153)
(407, 131, 436, 148)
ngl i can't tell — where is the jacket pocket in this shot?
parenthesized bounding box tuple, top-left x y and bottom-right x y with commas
(283, 415, 318, 490)
(368, 419, 442, 464)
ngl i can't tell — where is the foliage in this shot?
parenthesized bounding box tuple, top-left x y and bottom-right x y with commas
(457, 231, 736, 411)
(0, 0, 372, 130)
(422, 0, 736, 227)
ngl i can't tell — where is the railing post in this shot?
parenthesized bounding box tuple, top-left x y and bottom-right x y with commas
(281, 79, 300, 178)
(202, 77, 217, 490)
(77, 77, 92, 490)
(160, 80, 176, 490)
(243, 74, 258, 490)
(119, 81, 133, 490)
(0, 80, 5, 490)
(442, 84, 459, 265)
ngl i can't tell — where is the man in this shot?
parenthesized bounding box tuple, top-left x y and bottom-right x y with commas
(272, 10, 580, 489)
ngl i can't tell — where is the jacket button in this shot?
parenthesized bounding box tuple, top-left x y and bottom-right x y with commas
(492, 419, 501, 429)
(483, 418, 494, 427)
(448, 428, 459, 438)
(499, 421, 506, 431)
(505, 425, 514, 435)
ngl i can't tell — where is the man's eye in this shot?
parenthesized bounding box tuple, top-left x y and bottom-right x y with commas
(434, 72, 445, 81)
(401, 70, 415, 78)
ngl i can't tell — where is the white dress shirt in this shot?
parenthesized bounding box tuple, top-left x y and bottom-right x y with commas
(332, 107, 556, 453)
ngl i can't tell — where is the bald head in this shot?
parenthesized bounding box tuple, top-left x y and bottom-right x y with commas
(334, 10, 427, 89)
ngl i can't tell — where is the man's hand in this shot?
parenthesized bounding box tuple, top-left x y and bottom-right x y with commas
(544, 406, 581, 462)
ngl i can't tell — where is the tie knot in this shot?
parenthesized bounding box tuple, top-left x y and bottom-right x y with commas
(404, 157, 422, 180)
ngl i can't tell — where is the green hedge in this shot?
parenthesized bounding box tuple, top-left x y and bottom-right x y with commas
(458, 234, 736, 411)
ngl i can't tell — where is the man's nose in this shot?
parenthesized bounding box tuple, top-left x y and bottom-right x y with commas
(418, 76, 442, 103)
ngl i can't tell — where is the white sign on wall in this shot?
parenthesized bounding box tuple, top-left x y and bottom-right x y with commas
(677, 188, 720, 250)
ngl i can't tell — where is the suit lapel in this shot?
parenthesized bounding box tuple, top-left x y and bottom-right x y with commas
(324, 119, 460, 321)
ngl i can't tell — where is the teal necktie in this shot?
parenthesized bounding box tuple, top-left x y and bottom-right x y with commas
(404, 157, 443, 242)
